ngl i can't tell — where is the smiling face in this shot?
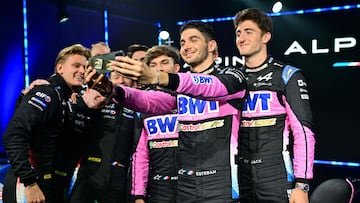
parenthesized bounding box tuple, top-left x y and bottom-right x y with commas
(148, 55, 180, 74)
(109, 71, 135, 87)
(235, 19, 270, 61)
(179, 28, 216, 72)
(56, 54, 87, 87)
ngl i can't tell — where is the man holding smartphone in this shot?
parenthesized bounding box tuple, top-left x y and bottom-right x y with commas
(69, 43, 136, 203)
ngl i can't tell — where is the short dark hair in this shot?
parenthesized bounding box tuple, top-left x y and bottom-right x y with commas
(233, 8, 273, 35)
(144, 45, 180, 66)
(127, 44, 149, 58)
(179, 21, 216, 42)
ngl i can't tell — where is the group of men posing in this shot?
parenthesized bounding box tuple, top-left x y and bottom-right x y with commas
(2, 8, 315, 203)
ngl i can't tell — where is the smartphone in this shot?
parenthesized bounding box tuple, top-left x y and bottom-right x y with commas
(88, 50, 125, 74)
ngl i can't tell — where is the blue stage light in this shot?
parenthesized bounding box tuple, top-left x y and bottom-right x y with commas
(177, 4, 360, 25)
(315, 160, 360, 167)
(104, 9, 109, 44)
(23, 0, 29, 87)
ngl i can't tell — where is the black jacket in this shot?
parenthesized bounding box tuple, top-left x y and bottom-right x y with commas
(3, 74, 72, 186)
(76, 100, 135, 187)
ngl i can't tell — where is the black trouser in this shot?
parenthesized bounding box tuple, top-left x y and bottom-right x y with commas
(69, 165, 127, 203)
(147, 174, 177, 203)
(238, 157, 292, 203)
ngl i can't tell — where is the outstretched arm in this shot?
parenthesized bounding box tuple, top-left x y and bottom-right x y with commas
(111, 56, 247, 103)
(114, 85, 176, 114)
(85, 66, 177, 114)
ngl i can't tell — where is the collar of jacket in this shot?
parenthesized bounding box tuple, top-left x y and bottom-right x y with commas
(47, 73, 73, 100)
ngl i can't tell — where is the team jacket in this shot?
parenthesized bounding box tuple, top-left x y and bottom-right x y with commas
(77, 100, 135, 187)
(3, 74, 94, 189)
(115, 65, 247, 202)
(3, 74, 72, 186)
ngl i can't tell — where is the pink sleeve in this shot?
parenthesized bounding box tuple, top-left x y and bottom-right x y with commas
(286, 102, 315, 180)
(176, 72, 246, 101)
(131, 128, 150, 197)
(117, 85, 176, 114)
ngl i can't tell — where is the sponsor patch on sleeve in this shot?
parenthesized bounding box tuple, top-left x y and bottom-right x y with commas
(282, 65, 299, 85)
(191, 75, 214, 84)
(27, 91, 52, 111)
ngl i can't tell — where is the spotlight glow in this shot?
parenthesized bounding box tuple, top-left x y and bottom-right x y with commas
(159, 30, 170, 40)
(272, 1, 283, 13)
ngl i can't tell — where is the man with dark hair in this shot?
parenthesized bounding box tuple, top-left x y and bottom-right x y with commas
(125, 44, 150, 88)
(2, 44, 107, 203)
(127, 44, 149, 62)
(95, 21, 247, 202)
(233, 8, 316, 203)
(131, 45, 181, 203)
(125, 44, 150, 202)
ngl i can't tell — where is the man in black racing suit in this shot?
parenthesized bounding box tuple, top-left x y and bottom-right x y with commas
(2, 44, 108, 203)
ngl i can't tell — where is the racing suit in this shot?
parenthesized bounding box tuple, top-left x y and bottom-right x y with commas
(114, 64, 247, 203)
(2, 74, 89, 203)
(69, 100, 135, 203)
(131, 106, 178, 203)
(238, 57, 316, 202)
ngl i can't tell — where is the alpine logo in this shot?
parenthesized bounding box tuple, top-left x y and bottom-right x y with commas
(257, 72, 273, 82)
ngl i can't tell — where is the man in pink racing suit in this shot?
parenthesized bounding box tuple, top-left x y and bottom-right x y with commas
(131, 45, 181, 203)
(234, 8, 316, 203)
(95, 21, 248, 203)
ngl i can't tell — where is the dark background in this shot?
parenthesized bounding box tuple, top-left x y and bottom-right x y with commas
(0, 0, 359, 193)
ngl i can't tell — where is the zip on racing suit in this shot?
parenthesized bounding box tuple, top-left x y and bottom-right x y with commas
(114, 64, 247, 203)
(238, 57, 316, 203)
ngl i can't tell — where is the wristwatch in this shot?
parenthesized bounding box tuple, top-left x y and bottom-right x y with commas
(295, 182, 310, 192)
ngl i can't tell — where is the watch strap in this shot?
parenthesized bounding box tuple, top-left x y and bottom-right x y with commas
(295, 182, 310, 192)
